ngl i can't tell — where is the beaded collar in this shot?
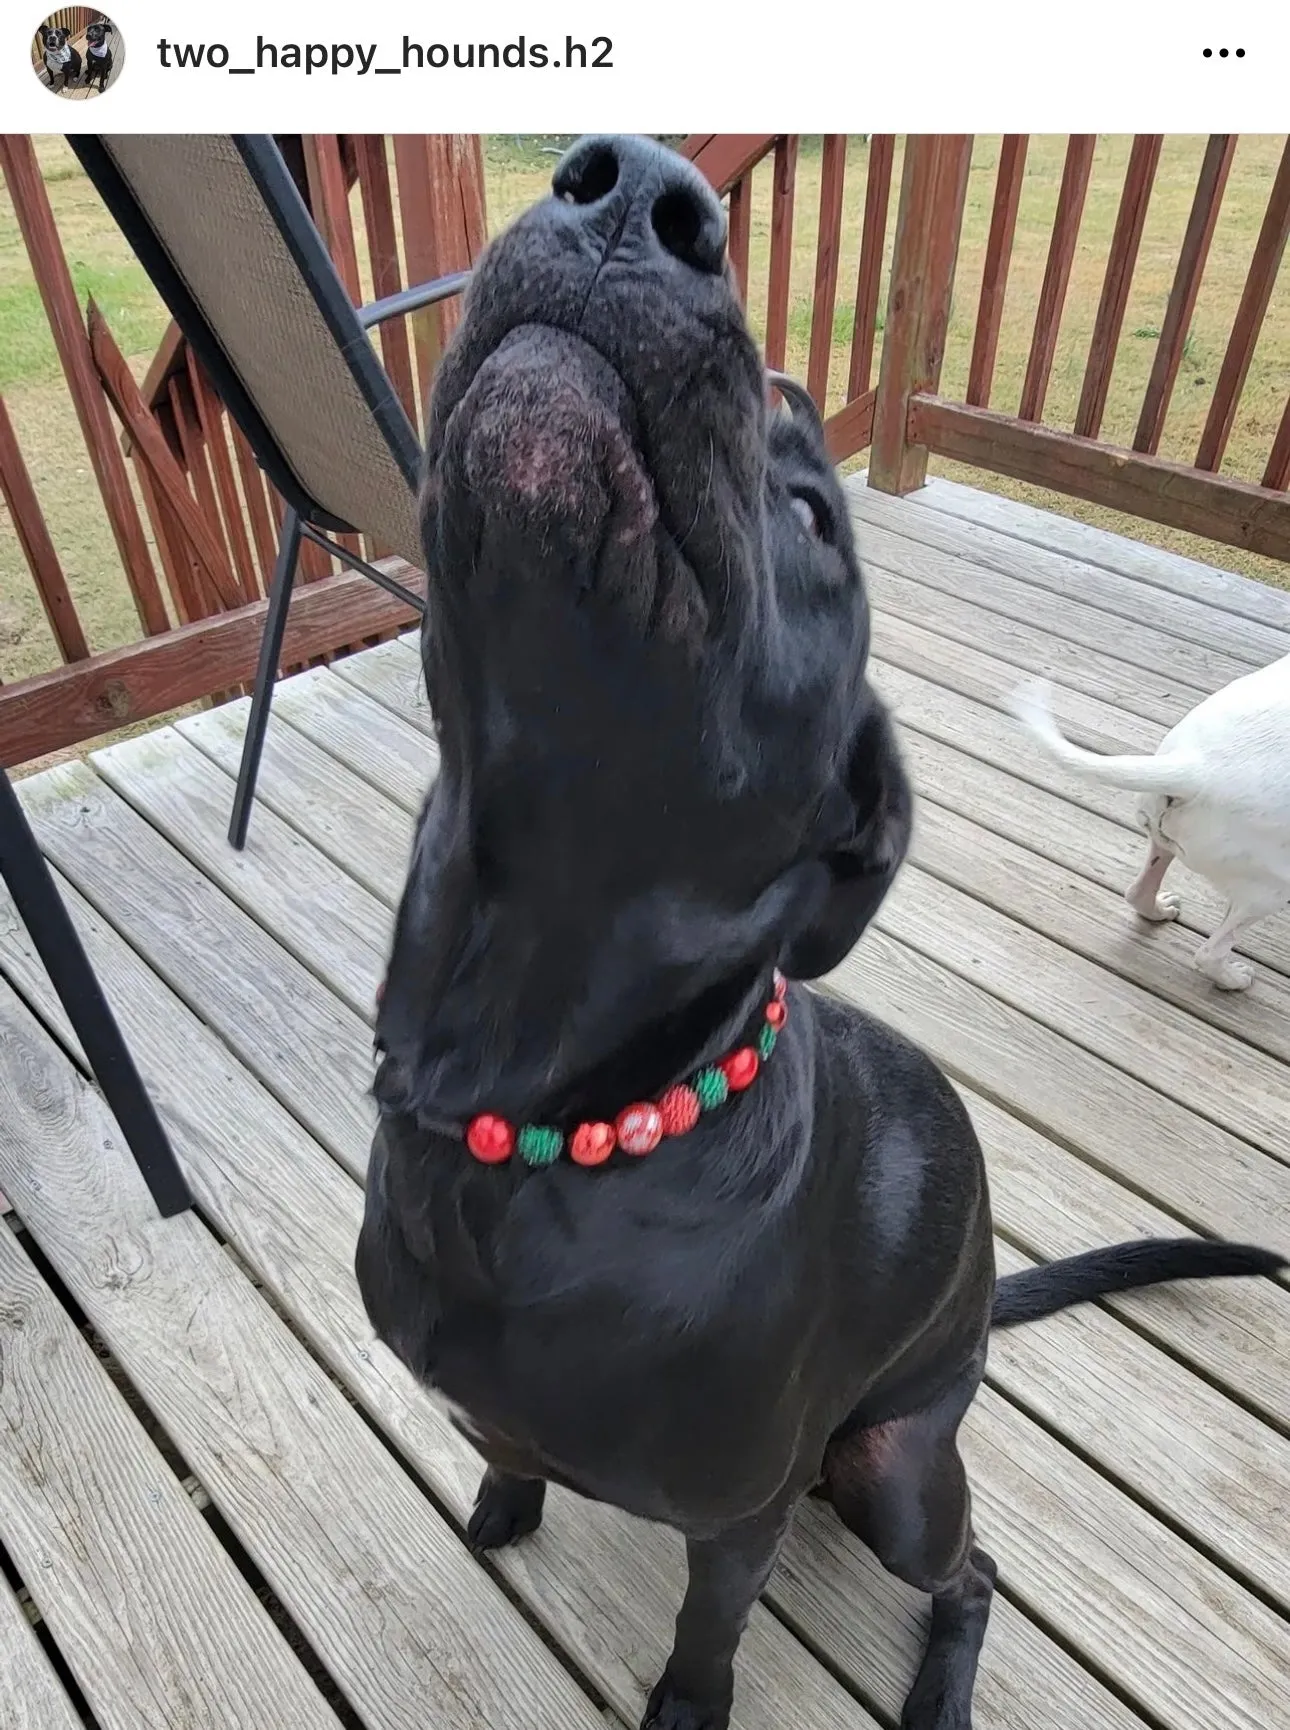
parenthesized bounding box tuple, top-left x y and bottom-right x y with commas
(375, 970, 789, 1169)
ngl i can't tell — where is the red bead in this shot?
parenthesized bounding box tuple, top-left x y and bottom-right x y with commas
(570, 1121, 617, 1167)
(773, 969, 787, 1002)
(659, 1085, 701, 1137)
(722, 1047, 760, 1092)
(765, 999, 787, 1030)
(616, 1102, 664, 1156)
(466, 1114, 515, 1163)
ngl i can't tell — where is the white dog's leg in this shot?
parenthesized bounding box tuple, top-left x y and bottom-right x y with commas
(1125, 841, 1180, 922)
(1192, 891, 1287, 991)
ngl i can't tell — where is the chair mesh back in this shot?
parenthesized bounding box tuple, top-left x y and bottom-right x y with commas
(100, 134, 425, 569)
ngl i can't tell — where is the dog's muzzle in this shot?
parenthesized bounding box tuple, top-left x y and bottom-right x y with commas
(452, 325, 655, 552)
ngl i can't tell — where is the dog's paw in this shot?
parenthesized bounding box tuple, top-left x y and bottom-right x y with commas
(1127, 888, 1181, 923)
(1196, 953, 1255, 992)
(900, 1685, 971, 1730)
(641, 1675, 731, 1730)
(466, 1474, 545, 1554)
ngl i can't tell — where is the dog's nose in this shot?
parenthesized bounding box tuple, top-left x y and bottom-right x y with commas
(553, 135, 727, 276)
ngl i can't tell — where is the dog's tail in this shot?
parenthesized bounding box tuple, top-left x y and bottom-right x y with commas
(1008, 679, 1204, 799)
(992, 1238, 1285, 1330)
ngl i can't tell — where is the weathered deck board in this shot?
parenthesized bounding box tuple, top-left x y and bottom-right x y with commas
(177, 699, 417, 905)
(330, 638, 436, 734)
(867, 564, 1213, 724)
(0, 875, 1143, 1730)
(0, 1112, 342, 1730)
(905, 474, 1290, 631)
(962, 1087, 1290, 1431)
(280, 665, 431, 813)
(103, 729, 1289, 1611)
(849, 480, 1290, 667)
(59, 728, 1290, 1628)
(909, 799, 1290, 1053)
(273, 664, 437, 809)
(94, 727, 391, 1015)
(14, 738, 1286, 1729)
(772, 1502, 1149, 1730)
(0, 1585, 75, 1730)
(872, 655, 1153, 823)
(17, 761, 376, 1176)
(0, 985, 610, 1730)
(829, 927, 1290, 1248)
(871, 607, 1169, 749)
(0, 1575, 83, 1730)
(858, 519, 1252, 693)
(986, 1237, 1290, 1608)
(964, 1385, 1284, 1730)
(879, 866, 1290, 1166)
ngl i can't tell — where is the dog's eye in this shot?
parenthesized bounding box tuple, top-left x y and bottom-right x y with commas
(790, 493, 826, 540)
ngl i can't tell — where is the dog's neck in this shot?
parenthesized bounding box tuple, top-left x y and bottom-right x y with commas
(375, 947, 779, 1145)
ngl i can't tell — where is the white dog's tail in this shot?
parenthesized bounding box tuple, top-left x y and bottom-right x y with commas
(1008, 679, 1204, 798)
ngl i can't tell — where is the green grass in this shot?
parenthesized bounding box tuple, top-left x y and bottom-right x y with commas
(0, 139, 171, 390)
(2, 133, 1287, 699)
(0, 266, 166, 390)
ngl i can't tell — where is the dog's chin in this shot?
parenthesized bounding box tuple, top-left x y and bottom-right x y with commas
(432, 322, 717, 646)
(446, 324, 655, 552)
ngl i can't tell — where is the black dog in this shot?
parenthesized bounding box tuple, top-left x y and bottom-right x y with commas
(83, 20, 113, 93)
(356, 135, 1285, 1730)
(41, 27, 81, 89)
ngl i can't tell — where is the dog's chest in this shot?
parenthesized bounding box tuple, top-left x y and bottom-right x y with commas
(419, 1295, 811, 1524)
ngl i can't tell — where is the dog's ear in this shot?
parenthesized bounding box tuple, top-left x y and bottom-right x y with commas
(778, 690, 912, 980)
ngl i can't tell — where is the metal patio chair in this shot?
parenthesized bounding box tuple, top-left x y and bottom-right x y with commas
(68, 134, 468, 849)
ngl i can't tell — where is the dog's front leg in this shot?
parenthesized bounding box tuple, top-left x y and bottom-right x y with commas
(644, 1499, 793, 1730)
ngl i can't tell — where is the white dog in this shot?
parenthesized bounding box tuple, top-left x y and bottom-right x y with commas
(1010, 655, 1290, 990)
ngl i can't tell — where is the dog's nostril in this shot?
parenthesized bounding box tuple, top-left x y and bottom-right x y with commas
(651, 188, 725, 274)
(556, 145, 620, 207)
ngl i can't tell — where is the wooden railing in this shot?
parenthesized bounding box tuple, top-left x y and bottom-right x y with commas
(0, 133, 486, 768)
(683, 134, 895, 462)
(2, 134, 1287, 768)
(31, 7, 103, 47)
(688, 134, 1290, 563)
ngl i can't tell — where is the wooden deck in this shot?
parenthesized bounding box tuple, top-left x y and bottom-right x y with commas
(2, 474, 1288, 1730)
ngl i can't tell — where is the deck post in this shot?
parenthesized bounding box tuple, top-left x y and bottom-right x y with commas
(868, 135, 973, 496)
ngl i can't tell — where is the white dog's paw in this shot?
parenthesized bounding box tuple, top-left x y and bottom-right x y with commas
(1195, 953, 1255, 991)
(1127, 889, 1181, 923)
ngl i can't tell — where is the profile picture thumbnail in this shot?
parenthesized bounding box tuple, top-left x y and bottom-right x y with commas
(32, 9, 124, 98)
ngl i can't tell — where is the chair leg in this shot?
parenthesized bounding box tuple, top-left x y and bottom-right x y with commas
(0, 768, 193, 1218)
(229, 508, 302, 851)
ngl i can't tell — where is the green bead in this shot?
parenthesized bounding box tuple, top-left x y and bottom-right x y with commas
(693, 1067, 729, 1110)
(518, 1124, 563, 1167)
(757, 1024, 778, 1060)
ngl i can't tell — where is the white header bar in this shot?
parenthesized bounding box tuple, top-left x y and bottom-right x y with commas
(6, 2, 1286, 132)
